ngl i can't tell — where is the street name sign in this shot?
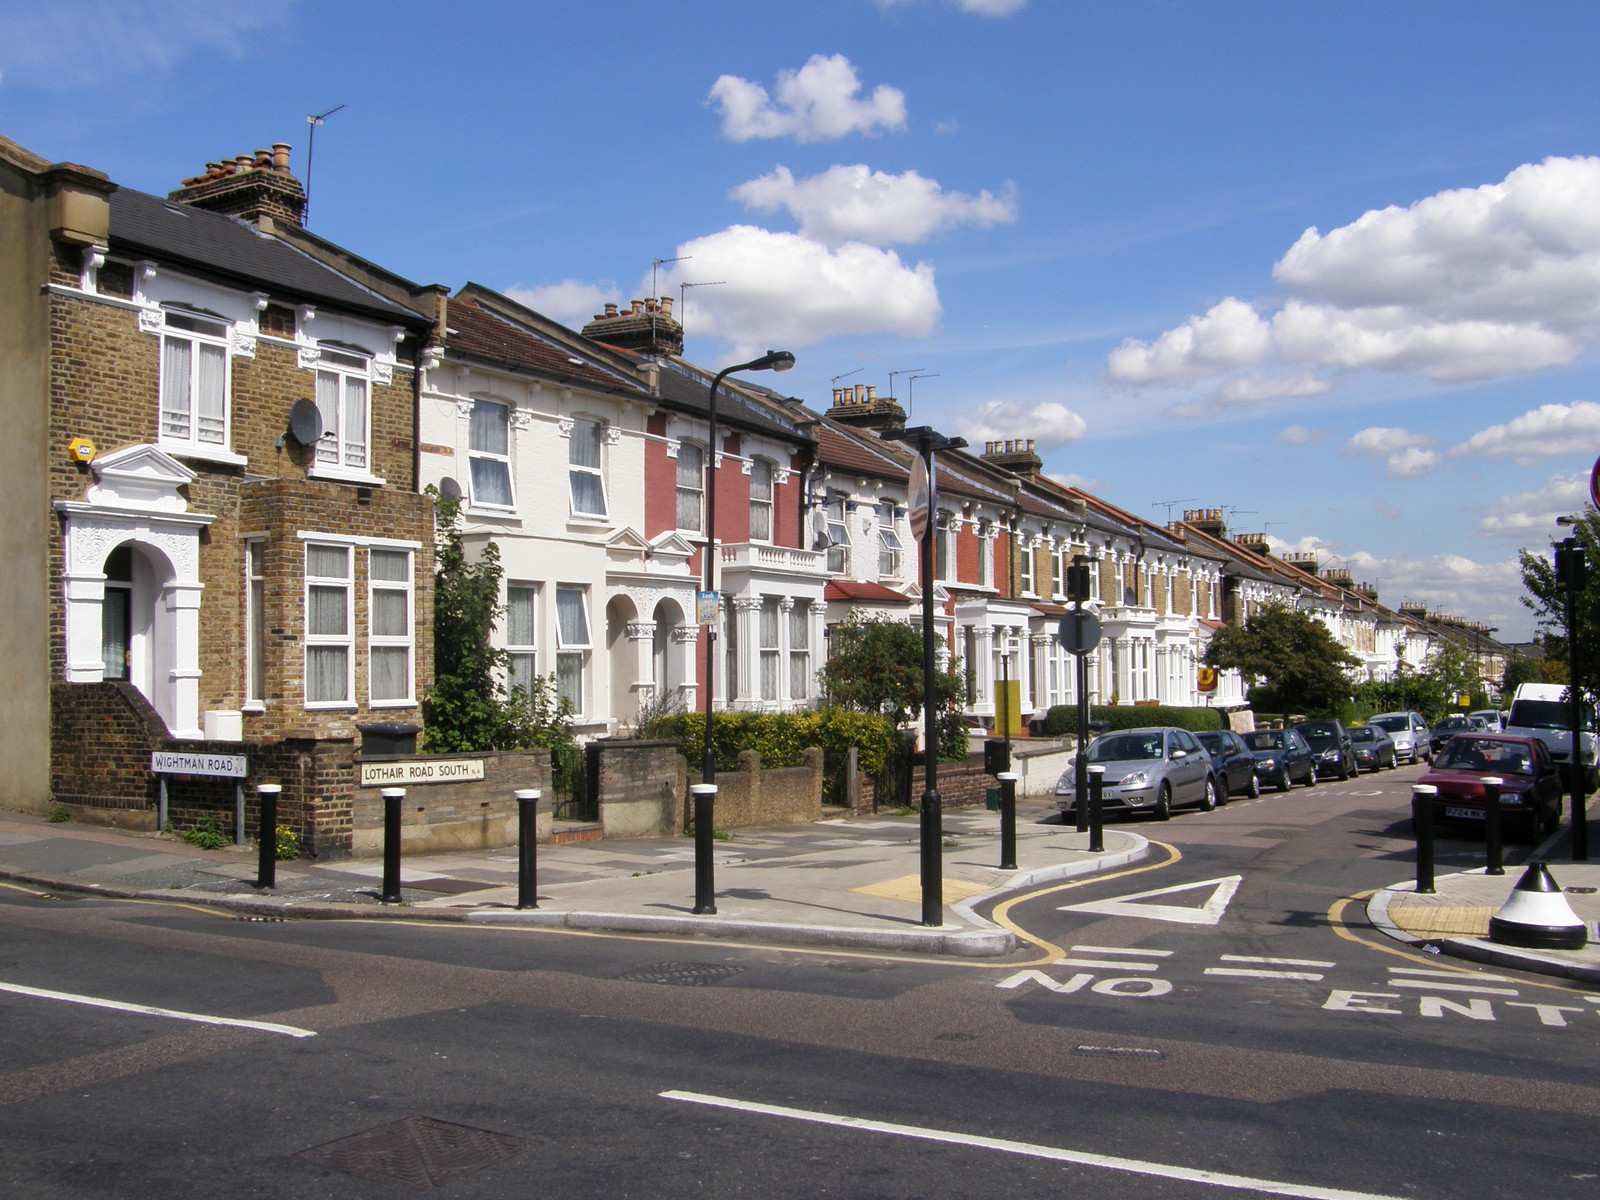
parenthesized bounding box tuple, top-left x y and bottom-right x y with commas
(150, 752, 247, 778)
(359, 758, 485, 787)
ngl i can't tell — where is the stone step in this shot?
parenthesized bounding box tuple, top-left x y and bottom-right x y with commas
(550, 821, 603, 844)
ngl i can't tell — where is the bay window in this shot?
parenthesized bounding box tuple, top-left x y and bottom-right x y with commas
(305, 543, 353, 705)
(555, 585, 590, 712)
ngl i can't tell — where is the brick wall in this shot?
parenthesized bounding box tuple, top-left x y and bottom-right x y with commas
(349, 749, 552, 857)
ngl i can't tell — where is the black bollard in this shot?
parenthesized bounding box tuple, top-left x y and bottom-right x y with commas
(1088, 766, 1105, 853)
(255, 783, 280, 890)
(1482, 776, 1504, 876)
(997, 771, 1018, 870)
(381, 788, 404, 904)
(1413, 784, 1436, 895)
(515, 788, 540, 909)
(691, 783, 717, 915)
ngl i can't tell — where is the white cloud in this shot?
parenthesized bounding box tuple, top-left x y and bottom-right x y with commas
(1276, 425, 1328, 445)
(1478, 472, 1589, 539)
(955, 400, 1087, 451)
(661, 226, 939, 356)
(0, 0, 292, 91)
(1450, 401, 1600, 465)
(1342, 427, 1441, 479)
(1166, 370, 1330, 419)
(877, 0, 1028, 14)
(708, 54, 907, 143)
(1108, 156, 1600, 394)
(504, 281, 622, 331)
(1108, 298, 1272, 384)
(1044, 470, 1104, 490)
(732, 164, 1017, 246)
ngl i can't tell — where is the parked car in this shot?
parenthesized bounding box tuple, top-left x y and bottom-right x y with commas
(1429, 714, 1477, 755)
(1416, 733, 1564, 842)
(1348, 724, 1397, 772)
(1196, 729, 1259, 800)
(1470, 709, 1506, 732)
(1368, 711, 1432, 764)
(1055, 727, 1219, 820)
(1296, 719, 1358, 781)
(1240, 727, 1318, 791)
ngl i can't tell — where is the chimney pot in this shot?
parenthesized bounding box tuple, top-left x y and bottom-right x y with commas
(660, 296, 673, 316)
(630, 300, 643, 315)
(866, 385, 877, 402)
(271, 143, 291, 172)
(854, 384, 864, 403)
(604, 302, 618, 317)
(253, 148, 272, 169)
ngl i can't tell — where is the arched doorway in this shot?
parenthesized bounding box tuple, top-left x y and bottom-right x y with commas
(99, 541, 180, 728)
(604, 594, 644, 731)
(652, 597, 686, 714)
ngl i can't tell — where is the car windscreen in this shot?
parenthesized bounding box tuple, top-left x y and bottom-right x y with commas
(1349, 727, 1377, 742)
(1370, 716, 1409, 734)
(1508, 699, 1597, 732)
(1437, 738, 1534, 775)
(1088, 734, 1164, 762)
(1242, 732, 1283, 751)
(1298, 722, 1338, 738)
(1196, 733, 1224, 753)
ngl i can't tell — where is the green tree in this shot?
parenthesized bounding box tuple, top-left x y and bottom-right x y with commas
(1520, 506, 1600, 703)
(820, 614, 971, 761)
(422, 489, 576, 754)
(1204, 602, 1359, 717)
(1501, 651, 1565, 696)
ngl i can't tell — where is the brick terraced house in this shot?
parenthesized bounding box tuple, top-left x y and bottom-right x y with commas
(0, 136, 441, 852)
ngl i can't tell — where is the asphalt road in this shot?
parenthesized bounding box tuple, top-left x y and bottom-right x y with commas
(2, 761, 1597, 1199)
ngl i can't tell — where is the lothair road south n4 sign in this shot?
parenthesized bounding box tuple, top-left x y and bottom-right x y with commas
(359, 759, 485, 787)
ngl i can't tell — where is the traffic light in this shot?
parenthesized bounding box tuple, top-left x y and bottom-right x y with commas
(1067, 556, 1092, 603)
(1556, 541, 1588, 593)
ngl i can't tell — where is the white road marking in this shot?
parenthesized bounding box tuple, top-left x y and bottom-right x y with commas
(1223, 955, 1335, 968)
(1387, 980, 1519, 996)
(0, 981, 316, 1038)
(1388, 967, 1510, 981)
(1205, 968, 1327, 981)
(1060, 875, 1242, 926)
(1061, 959, 1161, 972)
(1070, 944, 1175, 956)
(661, 1091, 1409, 1200)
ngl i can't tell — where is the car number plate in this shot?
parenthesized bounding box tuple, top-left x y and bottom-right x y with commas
(1444, 806, 1484, 820)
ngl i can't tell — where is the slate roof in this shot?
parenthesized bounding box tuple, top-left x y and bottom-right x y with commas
(648, 356, 814, 443)
(445, 300, 651, 397)
(109, 187, 427, 327)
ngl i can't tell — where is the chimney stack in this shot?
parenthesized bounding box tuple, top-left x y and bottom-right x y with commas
(170, 142, 306, 226)
(580, 296, 684, 357)
(826, 378, 906, 435)
(979, 437, 1043, 478)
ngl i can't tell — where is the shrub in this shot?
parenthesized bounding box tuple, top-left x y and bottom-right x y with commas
(275, 825, 300, 862)
(45, 804, 70, 824)
(181, 813, 228, 850)
(1044, 704, 1227, 735)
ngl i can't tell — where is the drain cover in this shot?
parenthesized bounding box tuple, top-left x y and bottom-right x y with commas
(297, 1116, 525, 1189)
(617, 961, 747, 987)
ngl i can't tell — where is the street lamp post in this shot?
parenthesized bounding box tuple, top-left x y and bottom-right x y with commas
(883, 424, 967, 928)
(700, 350, 795, 785)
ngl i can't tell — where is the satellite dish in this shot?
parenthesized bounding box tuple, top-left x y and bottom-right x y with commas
(286, 398, 324, 446)
(438, 477, 463, 501)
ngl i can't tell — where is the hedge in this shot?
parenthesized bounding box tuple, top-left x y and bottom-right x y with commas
(644, 709, 900, 805)
(1043, 704, 1227, 735)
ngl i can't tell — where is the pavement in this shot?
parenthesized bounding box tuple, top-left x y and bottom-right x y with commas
(6, 800, 1600, 977)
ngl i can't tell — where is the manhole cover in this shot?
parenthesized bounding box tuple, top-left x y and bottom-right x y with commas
(616, 961, 746, 987)
(297, 1116, 525, 1190)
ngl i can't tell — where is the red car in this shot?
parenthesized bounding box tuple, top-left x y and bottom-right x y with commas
(1416, 733, 1564, 843)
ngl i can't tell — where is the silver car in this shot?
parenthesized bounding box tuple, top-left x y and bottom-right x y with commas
(1368, 711, 1431, 764)
(1056, 726, 1219, 821)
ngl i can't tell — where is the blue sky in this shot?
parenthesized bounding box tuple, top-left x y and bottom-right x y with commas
(6, 0, 1600, 640)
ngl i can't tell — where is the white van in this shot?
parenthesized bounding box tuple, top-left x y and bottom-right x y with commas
(1504, 683, 1597, 789)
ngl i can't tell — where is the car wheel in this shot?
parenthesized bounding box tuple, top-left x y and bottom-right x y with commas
(1303, 764, 1316, 788)
(1199, 776, 1218, 812)
(1247, 771, 1261, 799)
(1155, 783, 1172, 820)
(1276, 768, 1291, 793)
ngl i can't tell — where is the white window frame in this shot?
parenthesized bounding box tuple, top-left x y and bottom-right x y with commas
(676, 442, 705, 533)
(368, 547, 414, 706)
(555, 584, 591, 714)
(760, 597, 782, 702)
(158, 305, 232, 453)
(788, 602, 811, 701)
(468, 397, 515, 510)
(568, 416, 608, 520)
(935, 512, 954, 582)
(244, 539, 266, 710)
(1019, 540, 1036, 595)
(313, 344, 373, 479)
(878, 501, 902, 578)
(505, 583, 538, 698)
(304, 542, 354, 708)
(1051, 548, 1064, 599)
(977, 522, 993, 587)
(824, 496, 850, 574)
(749, 458, 774, 542)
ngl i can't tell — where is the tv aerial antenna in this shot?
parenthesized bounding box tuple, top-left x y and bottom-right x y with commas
(652, 256, 688, 299)
(303, 103, 346, 226)
(831, 367, 864, 388)
(906, 373, 940, 416)
(1153, 498, 1198, 521)
(677, 280, 725, 343)
(887, 367, 925, 400)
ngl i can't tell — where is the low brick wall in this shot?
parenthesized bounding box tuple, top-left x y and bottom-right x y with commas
(593, 739, 684, 839)
(350, 749, 553, 857)
(858, 753, 990, 812)
(703, 748, 824, 831)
